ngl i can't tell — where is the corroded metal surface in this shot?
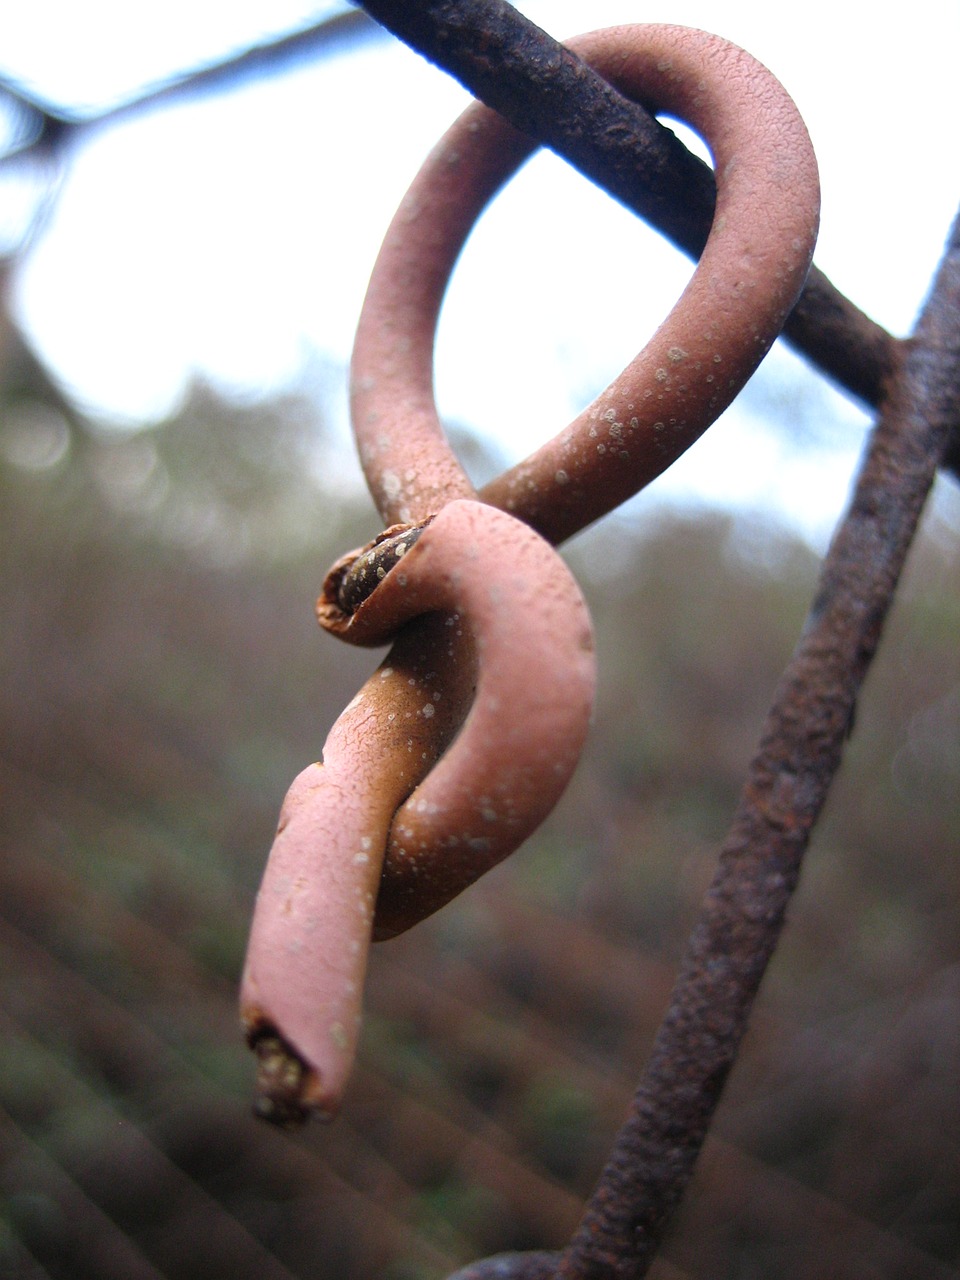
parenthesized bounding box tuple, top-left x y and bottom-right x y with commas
(239, 14, 959, 1278)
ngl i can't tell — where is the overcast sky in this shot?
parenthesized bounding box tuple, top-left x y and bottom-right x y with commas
(2, 1, 958, 544)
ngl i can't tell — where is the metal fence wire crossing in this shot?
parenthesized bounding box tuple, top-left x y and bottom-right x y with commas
(237, 7, 960, 1279)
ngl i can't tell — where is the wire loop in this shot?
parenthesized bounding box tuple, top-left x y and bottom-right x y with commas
(352, 23, 819, 543)
(241, 21, 820, 1120)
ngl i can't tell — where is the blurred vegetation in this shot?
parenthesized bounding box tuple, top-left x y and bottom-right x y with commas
(1, 373, 959, 1280)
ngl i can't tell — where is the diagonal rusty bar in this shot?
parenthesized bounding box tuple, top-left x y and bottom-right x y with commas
(441, 202, 960, 1280)
(335, 5, 960, 1275)
(355, 0, 959, 479)
(549, 200, 960, 1280)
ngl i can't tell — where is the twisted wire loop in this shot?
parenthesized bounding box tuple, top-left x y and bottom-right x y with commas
(352, 23, 819, 544)
(239, 23, 820, 1124)
(242, 502, 595, 1120)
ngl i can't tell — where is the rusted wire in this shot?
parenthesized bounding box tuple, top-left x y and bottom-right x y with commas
(241, 20, 821, 1123)
(0, 10, 383, 170)
(239, 4, 960, 1274)
(355, 0, 958, 480)
(349, 24, 820, 543)
(549, 201, 960, 1280)
(341, 5, 960, 1277)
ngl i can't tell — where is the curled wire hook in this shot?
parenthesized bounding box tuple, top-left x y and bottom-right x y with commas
(241, 500, 594, 1119)
(240, 22, 820, 1121)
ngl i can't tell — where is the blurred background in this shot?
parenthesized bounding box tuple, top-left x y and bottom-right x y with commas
(1, 3, 959, 1278)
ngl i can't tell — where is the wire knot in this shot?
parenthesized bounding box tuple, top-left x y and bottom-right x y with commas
(240, 20, 819, 1122)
